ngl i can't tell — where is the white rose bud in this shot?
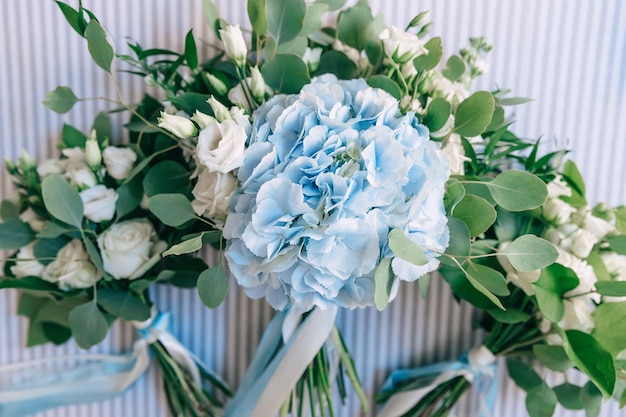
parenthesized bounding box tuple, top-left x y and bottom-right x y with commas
(203, 72, 229, 96)
(192, 169, 237, 220)
(97, 219, 158, 279)
(10, 242, 45, 278)
(157, 112, 198, 138)
(196, 117, 247, 173)
(42, 239, 99, 290)
(85, 130, 102, 170)
(207, 96, 232, 123)
(379, 26, 427, 63)
(102, 146, 137, 181)
(220, 25, 247, 67)
(192, 110, 215, 129)
(302, 47, 323, 72)
(80, 185, 118, 223)
(250, 66, 266, 101)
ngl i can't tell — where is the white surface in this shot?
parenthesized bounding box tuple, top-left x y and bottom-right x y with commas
(0, 1, 624, 416)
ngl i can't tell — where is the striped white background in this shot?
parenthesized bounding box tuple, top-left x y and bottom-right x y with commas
(0, 1, 624, 416)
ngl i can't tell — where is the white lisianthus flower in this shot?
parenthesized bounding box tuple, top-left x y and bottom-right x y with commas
(546, 175, 572, 198)
(191, 169, 237, 220)
(157, 112, 198, 138)
(42, 239, 99, 290)
(19, 207, 46, 232)
(80, 185, 118, 223)
(379, 26, 427, 63)
(10, 242, 44, 278)
(196, 117, 247, 173)
(219, 25, 247, 67)
(102, 147, 137, 180)
(97, 219, 160, 279)
(542, 197, 576, 225)
(303, 47, 323, 72)
(441, 133, 470, 176)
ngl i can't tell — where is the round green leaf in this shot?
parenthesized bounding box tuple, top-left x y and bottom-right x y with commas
(42, 174, 84, 228)
(262, 54, 310, 94)
(148, 194, 196, 227)
(43, 86, 79, 114)
(454, 91, 495, 137)
(197, 265, 229, 309)
(488, 170, 548, 211)
(69, 300, 109, 349)
(503, 235, 558, 272)
(452, 194, 496, 237)
(0, 218, 35, 250)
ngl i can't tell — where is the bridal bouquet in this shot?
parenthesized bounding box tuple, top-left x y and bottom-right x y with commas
(0, 119, 229, 416)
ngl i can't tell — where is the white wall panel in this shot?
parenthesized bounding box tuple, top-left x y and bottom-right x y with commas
(0, 1, 624, 416)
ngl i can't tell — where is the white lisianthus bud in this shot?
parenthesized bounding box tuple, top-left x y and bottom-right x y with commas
(207, 96, 232, 123)
(250, 66, 266, 101)
(303, 47, 323, 72)
(204, 72, 229, 96)
(157, 112, 198, 138)
(80, 185, 118, 223)
(192, 110, 215, 129)
(85, 130, 102, 170)
(102, 147, 137, 180)
(219, 25, 247, 67)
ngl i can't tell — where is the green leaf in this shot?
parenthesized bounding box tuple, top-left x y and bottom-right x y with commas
(317, 0, 347, 11)
(337, 3, 374, 51)
(367, 75, 402, 100)
(607, 235, 626, 255)
(413, 37, 442, 72)
(440, 217, 470, 266)
(184, 30, 198, 69)
(301, 3, 328, 36)
(266, 0, 306, 45)
(487, 308, 530, 323)
(465, 260, 509, 296)
(69, 300, 110, 349)
(61, 123, 87, 148)
(148, 194, 197, 227)
(197, 265, 229, 308)
(374, 257, 394, 311)
(453, 91, 495, 137)
(553, 383, 584, 410)
(526, 383, 558, 417)
(43, 86, 79, 114)
(316, 50, 358, 80)
(442, 55, 465, 82)
(595, 281, 626, 296)
(42, 174, 84, 228)
(97, 289, 151, 321)
(452, 194, 496, 237)
(143, 161, 191, 196)
(532, 345, 573, 371)
(202, 0, 223, 37)
(424, 98, 451, 133)
(0, 218, 35, 250)
(503, 235, 558, 272)
(488, 170, 548, 211)
(507, 358, 543, 391)
(592, 302, 626, 356)
(388, 228, 428, 266)
(248, 0, 268, 36)
(262, 54, 310, 94)
(85, 20, 114, 73)
(562, 330, 616, 398)
(581, 381, 602, 417)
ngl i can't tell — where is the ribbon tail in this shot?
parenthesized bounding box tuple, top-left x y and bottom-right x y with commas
(225, 305, 338, 417)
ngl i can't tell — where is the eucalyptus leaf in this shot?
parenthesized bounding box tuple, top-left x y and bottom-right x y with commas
(262, 54, 310, 94)
(97, 289, 151, 321)
(197, 265, 229, 308)
(454, 91, 495, 137)
(388, 228, 428, 266)
(562, 330, 615, 398)
(374, 257, 394, 311)
(488, 170, 548, 211)
(69, 300, 110, 349)
(43, 86, 79, 114)
(0, 218, 35, 250)
(85, 20, 114, 73)
(503, 235, 558, 272)
(148, 194, 197, 227)
(452, 194, 496, 237)
(266, 0, 306, 45)
(42, 174, 84, 228)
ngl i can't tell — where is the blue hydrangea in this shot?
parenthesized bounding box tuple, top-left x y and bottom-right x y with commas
(224, 75, 450, 311)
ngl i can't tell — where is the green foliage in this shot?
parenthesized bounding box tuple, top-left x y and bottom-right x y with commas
(197, 265, 229, 308)
(42, 174, 84, 228)
(374, 257, 394, 311)
(69, 300, 110, 349)
(43, 86, 79, 114)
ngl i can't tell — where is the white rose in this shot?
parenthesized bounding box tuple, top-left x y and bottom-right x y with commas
(559, 297, 596, 333)
(196, 117, 247, 173)
(19, 207, 46, 232)
(442, 133, 470, 176)
(379, 26, 427, 63)
(102, 146, 137, 180)
(80, 185, 118, 223)
(192, 169, 237, 220)
(97, 219, 159, 279)
(10, 242, 44, 278)
(542, 197, 576, 225)
(42, 239, 99, 290)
